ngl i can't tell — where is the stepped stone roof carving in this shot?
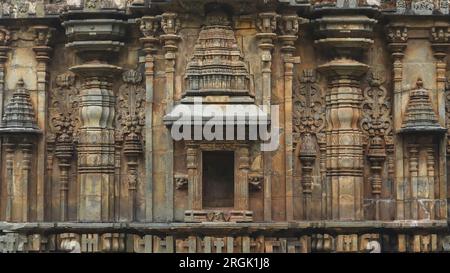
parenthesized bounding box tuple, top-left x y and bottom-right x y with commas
(183, 10, 252, 99)
(399, 78, 446, 134)
(0, 79, 40, 134)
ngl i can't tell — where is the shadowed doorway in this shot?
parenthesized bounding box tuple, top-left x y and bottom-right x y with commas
(202, 151, 235, 208)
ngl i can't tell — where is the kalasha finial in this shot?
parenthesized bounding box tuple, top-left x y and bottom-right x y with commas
(416, 78, 424, 88)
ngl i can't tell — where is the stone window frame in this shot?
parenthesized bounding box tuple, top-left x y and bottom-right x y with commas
(184, 141, 253, 222)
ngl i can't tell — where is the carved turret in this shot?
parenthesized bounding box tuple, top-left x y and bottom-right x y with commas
(0, 79, 40, 134)
(182, 9, 253, 104)
(399, 78, 446, 134)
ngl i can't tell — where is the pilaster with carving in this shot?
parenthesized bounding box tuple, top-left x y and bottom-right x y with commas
(117, 69, 145, 221)
(0, 27, 10, 206)
(386, 24, 408, 220)
(32, 25, 54, 221)
(315, 11, 376, 220)
(50, 72, 80, 221)
(160, 12, 180, 222)
(360, 71, 392, 220)
(0, 27, 10, 127)
(429, 24, 449, 221)
(256, 12, 279, 221)
(279, 14, 303, 221)
(62, 12, 126, 221)
(138, 15, 160, 222)
(293, 69, 326, 219)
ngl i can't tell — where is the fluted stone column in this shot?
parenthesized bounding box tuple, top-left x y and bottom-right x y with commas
(314, 11, 376, 220)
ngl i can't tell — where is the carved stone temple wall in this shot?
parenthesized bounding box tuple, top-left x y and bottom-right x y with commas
(1, 0, 450, 253)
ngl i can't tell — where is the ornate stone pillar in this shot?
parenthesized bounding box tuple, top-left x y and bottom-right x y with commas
(186, 143, 200, 211)
(361, 70, 392, 220)
(298, 133, 316, 220)
(139, 16, 160, 221)
(62, 12, 126, 221)
(4, 142, 14, 221)
(19, 143, 33, 222)
(256, 12, 278, 221)
(279, 14, 302, 221)
(73, 66, 121, 222)
(118, 70, 145, 221)
(50, 72, 79, 221)
(367, 136, 386, 220)
(54, 138, 72, 221)
(32, 26, 54, 221)
(430, 24, 449, 220)
(386, 24, 408, 219)
(314, 11, 376, 220)
(236, 145, 250, 211)
(0, 27, 10, 127)
(160, 12, 180, 222)
(0, 27, 10, 201)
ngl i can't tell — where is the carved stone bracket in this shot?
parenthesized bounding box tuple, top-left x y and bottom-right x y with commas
(160, 13, 181, 55)
(248, 173, 263, 191)
(139, 16, 160, 52)
(175, 173, 188, 190)
(32, 26, 54, 63)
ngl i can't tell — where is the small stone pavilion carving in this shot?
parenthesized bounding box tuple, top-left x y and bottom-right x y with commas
(399, 78, 446, 134)
(0, 79, 40, 222)
(164, 5, 268, 223)
(398, 78, 446, 220)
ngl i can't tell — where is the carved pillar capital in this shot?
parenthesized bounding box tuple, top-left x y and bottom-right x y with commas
(32, 26, 55, 62)
(278, 15, 304, 55)
(257, 12, 279, 34)
(0, 27, 10, 47)
(256, 12, 279, 50)
(429, 25, 450, 56)
(139, 16, 160, 52)
(386, 24, 408, 55)
(160, 12, 181, 54)
(0, 27, 11, 61)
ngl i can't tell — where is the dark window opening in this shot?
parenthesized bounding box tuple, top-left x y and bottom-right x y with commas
(202, 151, 234, 208)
